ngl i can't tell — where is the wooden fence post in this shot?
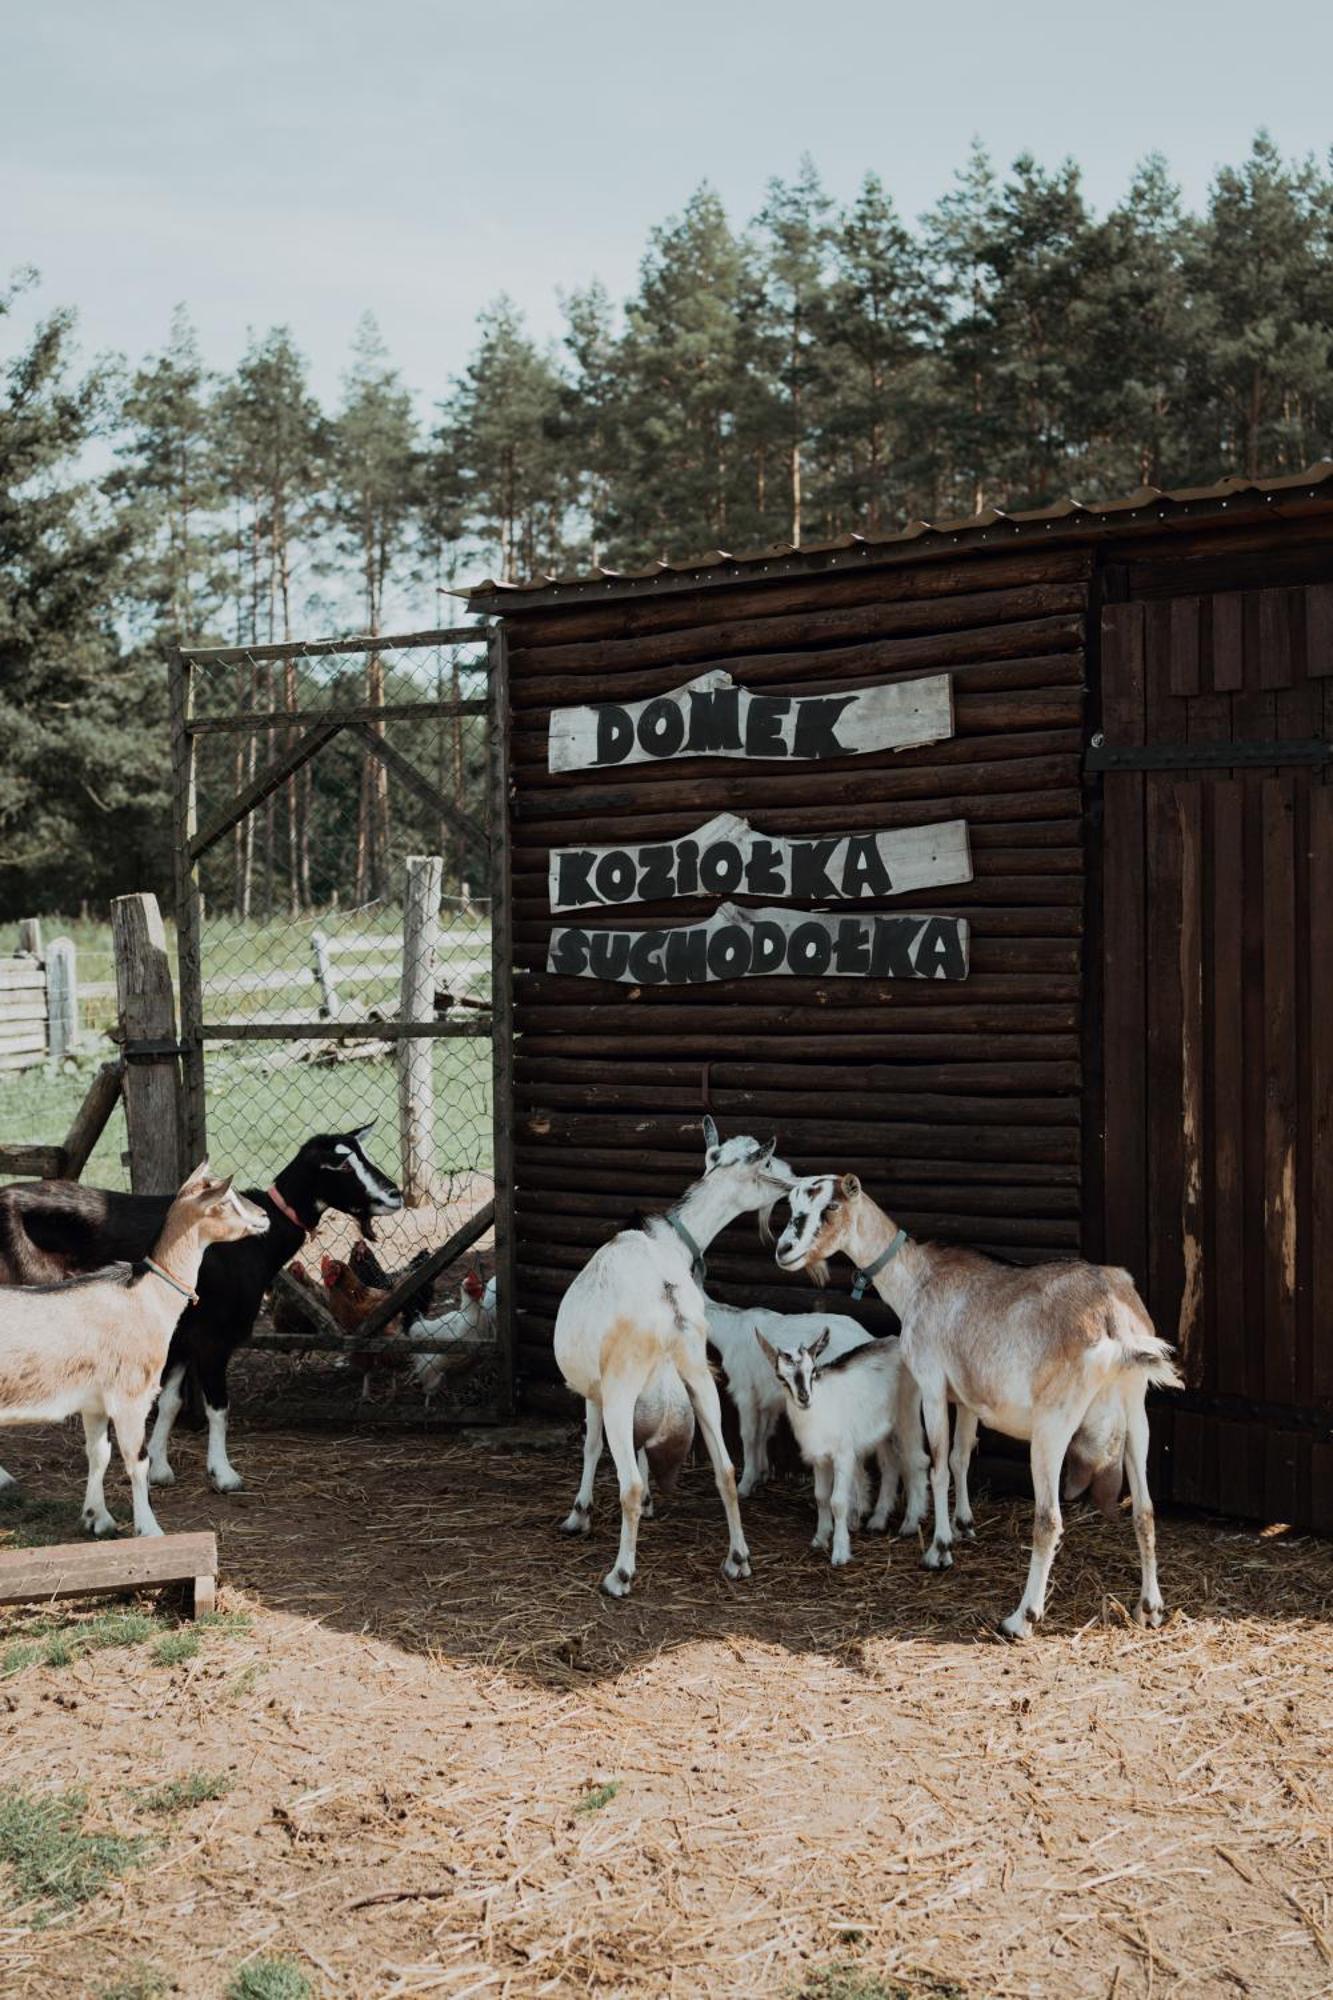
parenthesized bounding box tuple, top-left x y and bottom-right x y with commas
(17, 918, 42, 958)
(311, 928, 342, 1019)
(169, 645, 209, 1167)
(398, 854, 443, 1205)
(488, 621, 517, 1417)
(112, 893, 183, 1194)
(45, 937, 78, 1064)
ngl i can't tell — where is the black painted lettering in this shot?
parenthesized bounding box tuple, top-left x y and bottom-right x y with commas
(675, 838, 699, 898)
(913, 917, 968, 981)
(791, 694, 856, 758)
(589, 930, 632, 980)
(637, 844, 675, 902)
(707, 924, 753, 980)
(745, 694, 791, 758)
(841, 835, 894, 898)
(686, 685, 742, 752)
(788, 921, 833, 975)
(549, 926, 590, 975)
(750, 921, 787, 974)
(627, 930, 667, 983)
(664, 924, 709, 984)
(699, 840, 744, 895)
(556, 849, 595, 908)
(593, 850, 638, 903)
(791, 838, 841, 898)
(594, 706, 634, 765)
(869, 918, 921, 978)
(745, 838, 786, 896)
(637, 697, 686, 759)
(832, 919, 871, 974)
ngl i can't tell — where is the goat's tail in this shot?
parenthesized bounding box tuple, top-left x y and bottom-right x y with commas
(1108, 1287, 1183, 1392)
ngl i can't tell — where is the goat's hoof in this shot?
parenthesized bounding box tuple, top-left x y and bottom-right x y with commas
(208, 1469, 243, 1494)
(147, 1463, 175, 1488)
(641, 1496, 655, 1519)
(83, 1510, 117, 1537)
(1135, 1597, 1165, 1629)
(599, 1566, 633, 1598)
(865, 1514, 891, 1535)
(953, 1520, 977, 1541)
(722, 1550, 752, 1581)
(0, 1471, 17, 1493)
(830, 1550, 854, 1569)
(135, 1522, 166, 1539)
(559, 1508, 591, 1536)
(922, 1540, 953, 1571)
(998, 1609, 1035, 1642)
(897, 1515, 926, 1540)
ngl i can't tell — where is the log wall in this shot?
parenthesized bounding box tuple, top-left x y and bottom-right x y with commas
(503, 546, 1093, 1398)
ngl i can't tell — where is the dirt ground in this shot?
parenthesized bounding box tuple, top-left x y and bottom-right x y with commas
(0, 1420, 1330, 2000)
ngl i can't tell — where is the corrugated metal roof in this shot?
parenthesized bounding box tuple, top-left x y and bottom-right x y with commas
(461, 461, 1333, 610)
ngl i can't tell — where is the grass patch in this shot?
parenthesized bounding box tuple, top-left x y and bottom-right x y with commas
(0, 1787, 146, 1924)
(574, 1780, 621, 1814)
(223, 1661, 264, 1703)
(0, 1607, 166, 1679)
(791, 1970, 968, 2000)
(138, 1770, 232, 1816)
(198, 1609, 253, 1635)
(0, 1489, 89, 1549)
(151, 1628, 200, 1667)
(224, 1957, 313, 2000)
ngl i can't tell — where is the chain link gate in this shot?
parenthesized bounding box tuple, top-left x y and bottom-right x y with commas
(168, 624, 515, 1424)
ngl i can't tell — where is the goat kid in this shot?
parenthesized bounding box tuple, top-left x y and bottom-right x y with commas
(706, 1297, 927, 1534)
(555, 1118, 793, 1597)
(0, 1164, 268, 1537)
(755, 1328, 916, 1565)
(775, 1175, 1182, 1638)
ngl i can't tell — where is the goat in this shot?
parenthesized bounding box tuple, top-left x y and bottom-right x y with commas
(406, 1269, 496, 1403)
(554, 1117, 794, 1598)
(0, 1125, 401, 1494)
(706, 1296, 927, 1534)
(774, 1174, 1181, 1638)
(754, 1328, 915, 1565)
(0, 1164, 269, 1537)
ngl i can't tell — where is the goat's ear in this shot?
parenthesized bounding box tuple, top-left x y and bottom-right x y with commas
(351, 1119, 377, 1141)
(753, 1329, 781, 1373)
(839, 1173, 861, 1200)
(810, 1327, 832, 1360)
(180, 1158, 211, 1191)
(702, 1115, 720, 1151)
(203, 1174, 235, 1203)
(759, 1136, 778, 1163)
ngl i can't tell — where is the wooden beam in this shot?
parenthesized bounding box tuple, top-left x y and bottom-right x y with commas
(189, 713, 347, 862)
(188, 698, 488, 734)
(112, 894, 182, 1194)
(169, 647, 208, 1163)
(179, 625, 489, 667)
(197, 1019, 491, 1042)
(0, 1531, 218, 1618)
(489, 622, 518, 1418)
(346, 1198, 495, 1343)
(347, 717, 487, 847)
(0, 1143, 64, 1178)
(399, 855, 444, 1203)
(60, 1060, 123, 1180)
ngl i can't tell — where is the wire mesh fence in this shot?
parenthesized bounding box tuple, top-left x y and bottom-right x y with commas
(176, 626, 502, 1425)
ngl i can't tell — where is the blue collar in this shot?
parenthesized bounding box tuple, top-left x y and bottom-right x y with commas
(851, 1227, 908, 1301)
(666, 1210, 706, 1282)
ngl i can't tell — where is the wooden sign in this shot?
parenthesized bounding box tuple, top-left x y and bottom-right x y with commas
(549, 810, 973, 913)
(547, 667, 953, 773)
(548, 902, 970, 985)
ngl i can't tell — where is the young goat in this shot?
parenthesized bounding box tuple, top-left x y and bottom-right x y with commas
(555, 1118, 793, 1597)
(0, 1164, 268, 1537)
(706, 1297, 927, 1534)
(775, 1175, 1181, 1637)
(754, 1328, 915, 1565)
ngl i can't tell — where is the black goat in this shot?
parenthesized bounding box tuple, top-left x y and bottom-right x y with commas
(0, 1124, 402, 1492)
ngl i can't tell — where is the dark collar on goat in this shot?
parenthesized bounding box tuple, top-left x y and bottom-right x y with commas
(850, 1227, 909, 1301)
(266, 1183, 311, 1235)
(665, 1210, 706, 1283)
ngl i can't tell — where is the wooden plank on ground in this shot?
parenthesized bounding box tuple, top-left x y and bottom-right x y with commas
(0, 1531, 218, 1617)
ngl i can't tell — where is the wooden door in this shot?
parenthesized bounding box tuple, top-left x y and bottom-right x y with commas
(1098, 590, 1332, 1530)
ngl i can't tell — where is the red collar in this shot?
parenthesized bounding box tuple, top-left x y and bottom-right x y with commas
(266, 1184, 309, 1236)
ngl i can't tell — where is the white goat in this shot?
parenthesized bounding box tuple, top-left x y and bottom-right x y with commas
(754, 1328, 916, 1565)
(0, 1164, 268, 1538)
(706, 1296, 927, 1533)
(775, 1174, 1181, 1638)
(408, 1272, 497, 1402)
(555, 1118, 793, 1597)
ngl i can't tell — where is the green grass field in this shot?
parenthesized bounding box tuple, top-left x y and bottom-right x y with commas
(1, 910, 493, 1194)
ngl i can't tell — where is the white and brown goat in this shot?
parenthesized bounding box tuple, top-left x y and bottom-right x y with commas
(555, 1119, 794, 1597)
(775, 1175, 1181, 1638)
(0, 1164, 268, 1537)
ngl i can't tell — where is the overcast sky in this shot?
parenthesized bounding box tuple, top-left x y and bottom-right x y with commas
(8, 0, 1333, 408)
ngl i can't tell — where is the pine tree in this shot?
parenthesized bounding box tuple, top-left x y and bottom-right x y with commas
(559, 282, 623, 565)
(752, 156, 835, 545)
(0, 273, 169, 914)
(923, 141, 1003, 515)
(329, 315, 419, 904)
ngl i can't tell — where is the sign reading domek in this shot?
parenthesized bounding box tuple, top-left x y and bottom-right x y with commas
(548, 810, 973, 913)
(547, 667, 953, 773)
(548, 903, 970, 985)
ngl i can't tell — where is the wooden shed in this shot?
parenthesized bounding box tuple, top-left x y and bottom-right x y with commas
(471, 465, 1333, 1534)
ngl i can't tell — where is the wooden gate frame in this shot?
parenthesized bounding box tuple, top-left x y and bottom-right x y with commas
(167, 626, 516, 1413)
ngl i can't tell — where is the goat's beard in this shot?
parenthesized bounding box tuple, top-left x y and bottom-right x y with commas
(807, 1256, 830, 1290)
(757, 1199, 778, 1246)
